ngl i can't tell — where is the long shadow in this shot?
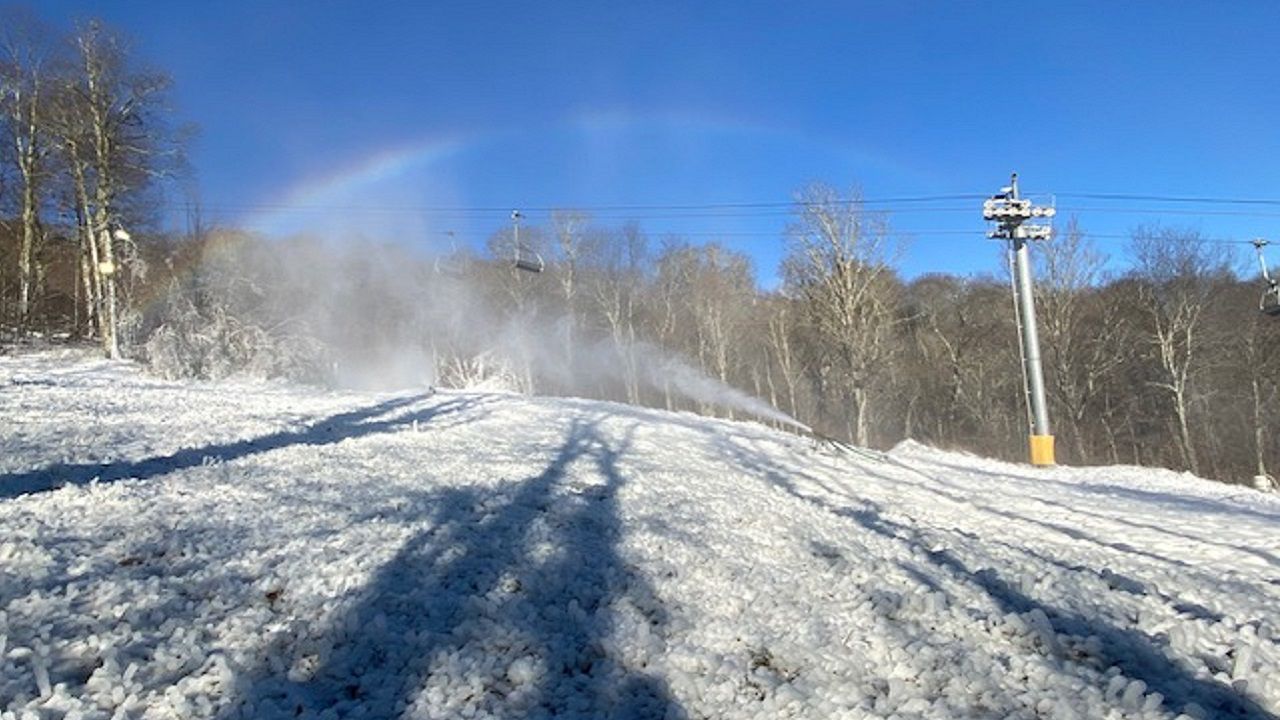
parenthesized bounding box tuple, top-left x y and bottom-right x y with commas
(1, 393, 482, 499)
(1065, 504, 1280, 568)
(228, 417, 677, 719)
(828, 492, 1276, 719)
(918, 456, 1280, 525)
(753, 433, 1199, 569)
(926, 466, 1280, 569)
(697, 422, 1265, 611)
(665, 424, 1275, 719)
(885, 454, 1279, 567)
(802, 444, 1280, 557)
(0, 395, 495, 707)
(924, 549, 1277, 720)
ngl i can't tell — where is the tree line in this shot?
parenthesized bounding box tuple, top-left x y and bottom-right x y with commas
(0, 8, 183, 358)
(501, 206, 1278, 486)
(2, 10, 1276, 487)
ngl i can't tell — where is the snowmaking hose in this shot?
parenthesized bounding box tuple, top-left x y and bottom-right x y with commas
(806, 430, 892, 464)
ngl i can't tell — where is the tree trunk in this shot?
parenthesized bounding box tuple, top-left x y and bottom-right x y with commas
(1251, 375, 1269, 479)
(852, 384, 869, 447)
(71, 166, 101, 337)
(17, 174, 38, 332)
(1172, 387, 1199, 475)
(100, 228, 120, 358)
(903, 393, 917, 439)
(85, 52, 121, 358)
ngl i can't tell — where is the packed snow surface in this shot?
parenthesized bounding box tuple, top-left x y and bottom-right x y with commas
(2, 350, 1279, 720)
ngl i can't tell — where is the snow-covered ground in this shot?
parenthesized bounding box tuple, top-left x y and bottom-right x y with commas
(2, 350, 1278, 720)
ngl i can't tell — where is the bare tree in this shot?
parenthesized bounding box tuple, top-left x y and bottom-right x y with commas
(696, 247, 751, 380)
(0, 7, 57, 333)
(649, 239, 697, 410)
(55, 19, 178, 357)
(1213, 282, 1280, 482)
(1241, 313, 1280, 481)
(551, 209, 590, 376)
(1127, 228, 1233, 475)
(586, 222, 647, 404)
(1036, 218, 1131, 462)
(783, 183, 902, 445)
(903, 275, 1022, 455)
(762, 293, 803, 420)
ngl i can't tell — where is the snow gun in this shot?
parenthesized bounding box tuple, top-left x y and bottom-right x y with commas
(804, 429, 889, 463)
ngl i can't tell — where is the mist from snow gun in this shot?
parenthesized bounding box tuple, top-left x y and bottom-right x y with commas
(473, 323, 813, 431)
(154, 231, 807, 429)
(468, 299, 811, 431)
(645, 354, 812, 432)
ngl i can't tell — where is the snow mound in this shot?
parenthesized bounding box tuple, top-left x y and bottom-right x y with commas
(2, 352, 1278, 719)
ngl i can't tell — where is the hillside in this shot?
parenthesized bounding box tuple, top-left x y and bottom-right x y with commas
(1, 350, 1278, 719)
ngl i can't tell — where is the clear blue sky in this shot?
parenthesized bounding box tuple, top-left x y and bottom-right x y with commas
(31, 0, 1280, 282)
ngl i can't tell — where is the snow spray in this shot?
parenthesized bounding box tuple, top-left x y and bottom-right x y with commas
(162, 232, 810, 431)
(644, 353, 812, 432)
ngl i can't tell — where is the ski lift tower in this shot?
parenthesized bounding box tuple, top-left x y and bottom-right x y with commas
(983, 173, 1056, 466)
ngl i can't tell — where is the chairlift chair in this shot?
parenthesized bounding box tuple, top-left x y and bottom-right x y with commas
(514, 250, 545, 273)
(1253, 239, 1280, 317)
(432, 231, 465, 277)
(510, 209, 545, 273)
(433, 256, 464, 277)
(1261, 283, 1280, 317)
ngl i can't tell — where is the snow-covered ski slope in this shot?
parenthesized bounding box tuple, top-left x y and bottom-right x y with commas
(2, 351, 1278, 720)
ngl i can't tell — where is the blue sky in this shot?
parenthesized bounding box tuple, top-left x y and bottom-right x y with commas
(31, 0, 1280, 283)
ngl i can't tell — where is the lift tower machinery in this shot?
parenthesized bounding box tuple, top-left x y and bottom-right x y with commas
(983, 173, 1056, 466)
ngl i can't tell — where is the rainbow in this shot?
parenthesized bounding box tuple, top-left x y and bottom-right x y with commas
(241, 133, 474, 237)
(128, 134, 476, 320)
(132, 111, 934, 318)
(238, 110, 934, 239)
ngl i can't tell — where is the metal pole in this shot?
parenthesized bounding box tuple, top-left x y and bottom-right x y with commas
(984, 173, 1055, 466)
(1009, 177, 1050, 437)
(512, 210, 521, 262)
(1255, 239, 1274, 284)
(1012, 244, 1051, 438)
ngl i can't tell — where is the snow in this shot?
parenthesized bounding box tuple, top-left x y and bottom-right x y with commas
(2, 349, 1278, 719)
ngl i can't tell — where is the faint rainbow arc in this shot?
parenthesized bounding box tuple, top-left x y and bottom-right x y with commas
(241, 134, 474, 236)
(129, 135, 473, 319)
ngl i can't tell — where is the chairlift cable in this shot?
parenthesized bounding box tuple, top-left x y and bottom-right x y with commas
(1056, 192, 1280, 207)
(420, 228, 1259, 245)
(181, 193, 989, 214)
(164, 190, 1280, 226)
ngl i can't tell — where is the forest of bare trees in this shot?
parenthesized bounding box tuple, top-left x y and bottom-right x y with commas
(0, 8, 183, 359)
(2, 11, 1277, 488)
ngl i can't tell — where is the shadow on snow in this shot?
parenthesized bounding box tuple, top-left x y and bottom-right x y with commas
(226, 417, 678, 719)
(677, 423, 1276, 720)
(0, 393, 482, 499)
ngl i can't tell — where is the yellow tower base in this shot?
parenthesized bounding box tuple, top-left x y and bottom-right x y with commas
(1029, 435, 1055, 466)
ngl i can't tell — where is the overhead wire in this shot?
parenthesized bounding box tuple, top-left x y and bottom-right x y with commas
(179, 199, 1280, 221)
(183, 192, 989, 215)
(393, 228, 1257, 246)
(168, 189, 1279, 248)
(1056, 206, 1280, 219)
(1056, 192, 1280, 206)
